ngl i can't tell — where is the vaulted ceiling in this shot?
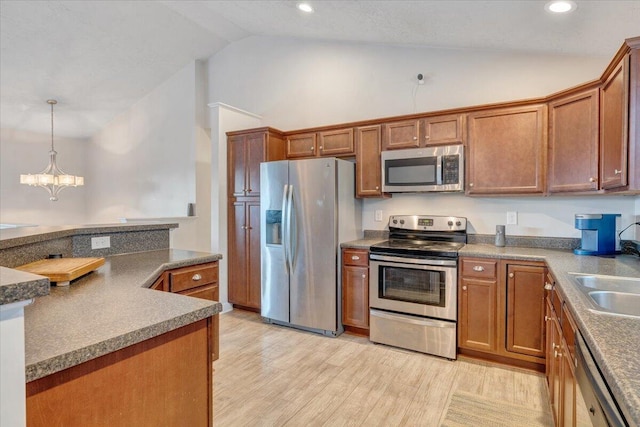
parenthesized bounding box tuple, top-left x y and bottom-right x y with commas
(1, 0, 639, 138)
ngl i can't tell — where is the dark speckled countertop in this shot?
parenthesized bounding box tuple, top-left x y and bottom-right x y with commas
(461, 244, 640, 427)
(0, 267, 50, 304)
(23, 249, 222, 382)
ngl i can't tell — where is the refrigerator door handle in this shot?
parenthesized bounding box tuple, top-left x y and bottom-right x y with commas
(281, 184, 290, 276)
(286, 184, 295, 271)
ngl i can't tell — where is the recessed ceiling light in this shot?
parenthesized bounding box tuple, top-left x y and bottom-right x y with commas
(545, 0, 577, 13)
(297, 3, 314, 13)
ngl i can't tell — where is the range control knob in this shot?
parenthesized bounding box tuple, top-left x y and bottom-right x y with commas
(392, 219, 398, 224)
(399, 220, 405, 225)
(448, 221, 453, 226)
(456, 221, 461, 226)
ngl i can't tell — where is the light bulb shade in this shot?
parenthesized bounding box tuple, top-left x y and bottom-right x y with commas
(38, 174, 54, 185)
(20, 174, 37, 185)
(75, 176, 84, 186)
(58, 175, 75, 185)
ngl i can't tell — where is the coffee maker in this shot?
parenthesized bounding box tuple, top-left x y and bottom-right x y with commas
(574, 214, 620, 255)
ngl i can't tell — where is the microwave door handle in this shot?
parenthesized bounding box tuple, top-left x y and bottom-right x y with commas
(436, 155, 443, 185)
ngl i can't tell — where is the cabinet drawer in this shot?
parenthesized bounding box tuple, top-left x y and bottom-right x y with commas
(342, 249, 369, 267)
(561, 303, 577, 360)
(170, 263, 219, 293)
(178, 283, 218, 301)
(461, 258, 497, 279)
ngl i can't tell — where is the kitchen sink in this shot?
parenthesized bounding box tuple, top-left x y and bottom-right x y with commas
(568, 273, 640, 318)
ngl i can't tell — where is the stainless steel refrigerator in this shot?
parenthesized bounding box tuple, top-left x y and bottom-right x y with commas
(260, 158, 362, 336)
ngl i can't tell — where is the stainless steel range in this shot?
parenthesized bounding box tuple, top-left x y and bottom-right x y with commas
(369, 215, 467, 359)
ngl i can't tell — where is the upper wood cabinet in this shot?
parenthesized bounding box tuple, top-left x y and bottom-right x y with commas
(355, 125, 383, 198)
(600, 54, 630, 190)
(227, 128, 285, 198)
(467, 104, 547, 195)
(424, 114, 465, 146)
(382, 114, 465, 150)
(286, 128, 355, 158)
(548, 89, 600, 193)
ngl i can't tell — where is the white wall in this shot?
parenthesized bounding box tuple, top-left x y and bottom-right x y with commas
(86, 62, 197, 224)
(208, 36, 608, 131)
(0, 128, 87, 225)
(207, 35, 638, 238)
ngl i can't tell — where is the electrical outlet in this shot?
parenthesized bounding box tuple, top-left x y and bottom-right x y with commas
(507, 211, 518, 225)
(91, 236, 111, 250)
(375, 210, 383, 222)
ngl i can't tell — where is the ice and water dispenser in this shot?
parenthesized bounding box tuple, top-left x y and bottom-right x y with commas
(265, 210, 282, 245)
(574, 214, 620, 255)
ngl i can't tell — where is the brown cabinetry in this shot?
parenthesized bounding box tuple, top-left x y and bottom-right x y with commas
(548, 88, 600, 193)
(382, 114, 465, 150)
(600, 55, 630, 190)
(286, 128, 355, 158)
(227, 128, 286, 312)
(355, 125, 384, 198)
(341, 248, 370, 333)
(228, 199, 261, 310)
(467, 105, 547, 195)
(458, 257, 546, 369)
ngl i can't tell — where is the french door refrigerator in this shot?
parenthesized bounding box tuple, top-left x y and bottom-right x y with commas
(260, 157, 362, 336)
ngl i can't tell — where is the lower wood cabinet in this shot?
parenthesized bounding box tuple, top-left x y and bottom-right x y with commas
(152, 261, 220, 361)
(458, 257, 546, 369)
(341, 248, 370, 333)
(228, 199, 261, 310)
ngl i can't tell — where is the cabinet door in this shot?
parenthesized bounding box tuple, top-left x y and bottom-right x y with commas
(506, 264, 546, 358)
(548, 89, 600, 192)
(467, 105, 547, 194)
(355, 125, 383, 197)
(247, 200, 262, 309)
(228, 135, 247, 198)
(424, 114, 465, 145)
(228, 201, 247, 305)
(319, 128, 355, 157)
(561, 340, 577, 427)
(246, 133, 266, 197)
(600, 55, 630, 189)
(178, 283, 220, 362)
(459, 278, 497, 352)
(286, 132, 317, 158)
(382, 119, 421, 150)
(550, 309, 563, 426)
(342, 265, 369, 329)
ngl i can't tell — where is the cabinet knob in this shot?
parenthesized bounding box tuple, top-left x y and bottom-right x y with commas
(425, 135, 430, 140)
(614, 169, 622, 175)
(472, 266, 484, 272)
(469, 183, 474, 187)
(311, 146, 315, 150)
(509, 273, 514, 278)
(247, 188, 252, 193)
(462, 285, 467, 291)
(192, 274, 202, 281)
(319, 146, 323, 150)
(362, 274, 366, 278)
(589, 177, 596, 183)
(351, 255, 360, 260)
(544, 283, 553, 290)
(241, 225, 247, 230)
(544, 315, 550, 322)
(412, 136, 418, 141)
(375, 186, 379, 190)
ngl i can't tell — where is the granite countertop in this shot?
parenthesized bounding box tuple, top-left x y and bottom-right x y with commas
(340, 238, 387, 249)
(461, 244, 640, 426)
(0, 222, 178, 250)
(0, 267, 50, 305)
(23, 249, 222, 382)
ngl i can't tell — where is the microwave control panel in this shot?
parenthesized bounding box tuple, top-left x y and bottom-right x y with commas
(442, 155, 460, 184)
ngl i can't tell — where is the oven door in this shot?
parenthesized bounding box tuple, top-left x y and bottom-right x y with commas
(369, 254, 457, 321)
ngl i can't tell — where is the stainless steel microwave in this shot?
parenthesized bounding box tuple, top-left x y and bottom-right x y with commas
(381, 145, 464, 193)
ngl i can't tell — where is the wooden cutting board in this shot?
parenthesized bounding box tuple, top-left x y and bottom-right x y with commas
(15, 257, 105, 286)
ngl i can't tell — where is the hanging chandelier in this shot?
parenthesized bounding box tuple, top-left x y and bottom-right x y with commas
(20, 99, 84, 201)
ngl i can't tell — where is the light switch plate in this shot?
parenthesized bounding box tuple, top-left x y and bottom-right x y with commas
(507, 211, 518, 225)
(375, 210, 383, 222)
(91, 236, 111, 250)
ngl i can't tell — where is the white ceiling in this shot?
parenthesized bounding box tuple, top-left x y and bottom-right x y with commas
(1, 0, 639, 138)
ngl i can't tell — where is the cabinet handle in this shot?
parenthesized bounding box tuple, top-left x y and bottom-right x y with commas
(351, 255, 360, 260)
(544, 283, 553, 290)
(509, 273, 514, 278)
(375, 186, 379, 190)
(472, 266, 484, 272)
(362, 274, 366, 278)
(425, 135, 430, 140)
(319, 146, 323, 150)
(614, 169, 622, 175)
(589, 177, 596, 183)
(192, 274, 202, 281)
(462, 285, 467, 291)
(311, 146, 315, 151)
(241, 225, 247, 230)
(469, 183, 474, 187)
(544, 315, 550, 322)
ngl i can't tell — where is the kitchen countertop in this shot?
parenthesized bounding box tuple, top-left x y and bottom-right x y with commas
(0, 267, 50, 305)
(23, 249, 222, 382)
(461, 244, 640, 427)
(340, 238, 387, 249)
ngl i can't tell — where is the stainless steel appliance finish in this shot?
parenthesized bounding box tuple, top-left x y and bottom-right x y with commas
(369, 215, 466, 359)
(575, 333, 627, 427)
(260, 158, 361, 337)
(381, 145, 464, 193)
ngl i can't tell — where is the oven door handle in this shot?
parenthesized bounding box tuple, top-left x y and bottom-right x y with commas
(369, 254, 457, 267)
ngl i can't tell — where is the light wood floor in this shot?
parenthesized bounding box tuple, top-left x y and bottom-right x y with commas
(214, 310, 552, 426)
